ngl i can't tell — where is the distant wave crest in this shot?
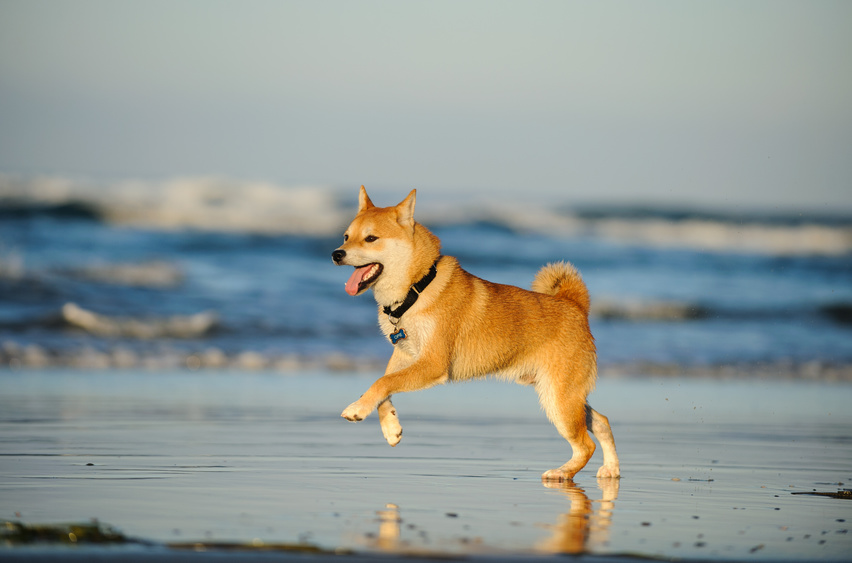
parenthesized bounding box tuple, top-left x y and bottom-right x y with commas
(0, 174, 348, 236)
(422, 202, 852, 256)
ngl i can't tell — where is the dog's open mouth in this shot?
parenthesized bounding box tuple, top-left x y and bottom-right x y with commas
(345, 263, 383, 296)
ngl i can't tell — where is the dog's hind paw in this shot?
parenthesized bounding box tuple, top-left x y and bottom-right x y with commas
(541, 468, 577, 483)
(596, 464, 621, 479)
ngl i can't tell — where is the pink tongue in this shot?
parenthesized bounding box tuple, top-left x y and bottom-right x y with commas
(345, 265, 374, 296)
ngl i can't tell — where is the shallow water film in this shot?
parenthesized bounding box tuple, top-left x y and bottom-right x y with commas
(1, 370, 850, 561)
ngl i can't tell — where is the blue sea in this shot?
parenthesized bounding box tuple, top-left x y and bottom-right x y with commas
(1, 175, 851, 377)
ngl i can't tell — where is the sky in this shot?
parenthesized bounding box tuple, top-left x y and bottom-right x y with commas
(1, 0, 850, 211)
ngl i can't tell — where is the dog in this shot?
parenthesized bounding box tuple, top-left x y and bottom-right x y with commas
(331, 186, 620, 481)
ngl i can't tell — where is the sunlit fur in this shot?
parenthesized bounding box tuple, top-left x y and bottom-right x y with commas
(333, 186, 620, 481)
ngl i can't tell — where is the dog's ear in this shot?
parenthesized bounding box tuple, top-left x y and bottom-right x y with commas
(358, 185, 375, 213)
(396, 189, 416, 231)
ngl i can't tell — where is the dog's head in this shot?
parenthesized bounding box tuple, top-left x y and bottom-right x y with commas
(332, 186, 417, 297)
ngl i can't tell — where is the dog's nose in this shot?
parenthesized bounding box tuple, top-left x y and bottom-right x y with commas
(332, 249, 346, 264)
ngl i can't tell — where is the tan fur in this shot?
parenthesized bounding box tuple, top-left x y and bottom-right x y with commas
(333, 186, 620, 481)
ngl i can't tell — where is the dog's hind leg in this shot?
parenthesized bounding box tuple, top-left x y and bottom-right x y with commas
(586, 406, 620, 478)
(377, 397, 403, 447)
(537, 373, 597, 482)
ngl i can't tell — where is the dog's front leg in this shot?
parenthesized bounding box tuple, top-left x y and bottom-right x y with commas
(341, 345, 415, 426)
(377, 397, 402, 446)
(341, 350, 448, 423)
(372, 350, 410, 446)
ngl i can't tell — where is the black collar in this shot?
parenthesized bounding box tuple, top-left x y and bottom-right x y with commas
(383, 260, 439, 322)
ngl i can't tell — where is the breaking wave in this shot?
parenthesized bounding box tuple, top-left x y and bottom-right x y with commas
(427, 202, 852, 256)
(60, 303, 218, 339)
(2, 174, 850, 255)
(0, 174, 349, 236)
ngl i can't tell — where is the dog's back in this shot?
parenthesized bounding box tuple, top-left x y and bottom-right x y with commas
(426, 257, 596, 395)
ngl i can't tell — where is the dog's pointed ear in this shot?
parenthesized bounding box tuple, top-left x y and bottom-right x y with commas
(358, 185, 375, 213)
(396, 189, 416, 231)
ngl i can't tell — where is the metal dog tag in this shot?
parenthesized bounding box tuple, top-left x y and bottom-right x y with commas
(390, 328, 407, 345)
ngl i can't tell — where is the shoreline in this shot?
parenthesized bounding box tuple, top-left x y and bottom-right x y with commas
(2, 342, 851, 382)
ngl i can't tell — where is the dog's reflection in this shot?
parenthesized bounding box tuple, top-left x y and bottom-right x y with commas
(537, 477, 619, 554)
(363, 478, 618, 555)
(371, 503, 403, 551)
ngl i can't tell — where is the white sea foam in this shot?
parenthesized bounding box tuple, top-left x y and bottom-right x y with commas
(0, 339, 386, 373)
(2, 174, 850, 255)
(586, 217, 852, 256)
(1, 339, 850, 381)
(61, 303, 218, 339)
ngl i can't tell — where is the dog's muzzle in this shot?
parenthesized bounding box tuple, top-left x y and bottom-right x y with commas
(332, 249, 346, 264)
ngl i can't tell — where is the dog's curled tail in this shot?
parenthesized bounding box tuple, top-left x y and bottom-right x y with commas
(531, 261, 590, 314)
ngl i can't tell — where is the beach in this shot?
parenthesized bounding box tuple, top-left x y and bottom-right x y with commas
(2, 368, 850, 561)
(1, 179, 850, 561)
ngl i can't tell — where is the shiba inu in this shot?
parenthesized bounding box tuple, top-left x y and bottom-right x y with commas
(331, 186, 620, 481)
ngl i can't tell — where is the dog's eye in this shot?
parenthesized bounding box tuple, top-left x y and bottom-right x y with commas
(343, 234, 349, 242)
(365, 235, 379, 243)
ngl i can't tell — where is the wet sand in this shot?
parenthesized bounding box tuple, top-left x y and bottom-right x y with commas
(1, 370, 850, 561)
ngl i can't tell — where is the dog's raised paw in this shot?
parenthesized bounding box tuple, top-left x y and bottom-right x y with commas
(378, 404, 403, 446)
(341, 401, 369, 422)
(385, 428, 402, 447)
(382, 423, 403, 447)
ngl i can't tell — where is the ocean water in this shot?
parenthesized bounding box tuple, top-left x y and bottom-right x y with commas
(1, 175, 851, 375)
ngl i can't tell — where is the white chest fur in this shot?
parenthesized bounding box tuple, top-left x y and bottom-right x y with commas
(378, 311, 436, 358)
